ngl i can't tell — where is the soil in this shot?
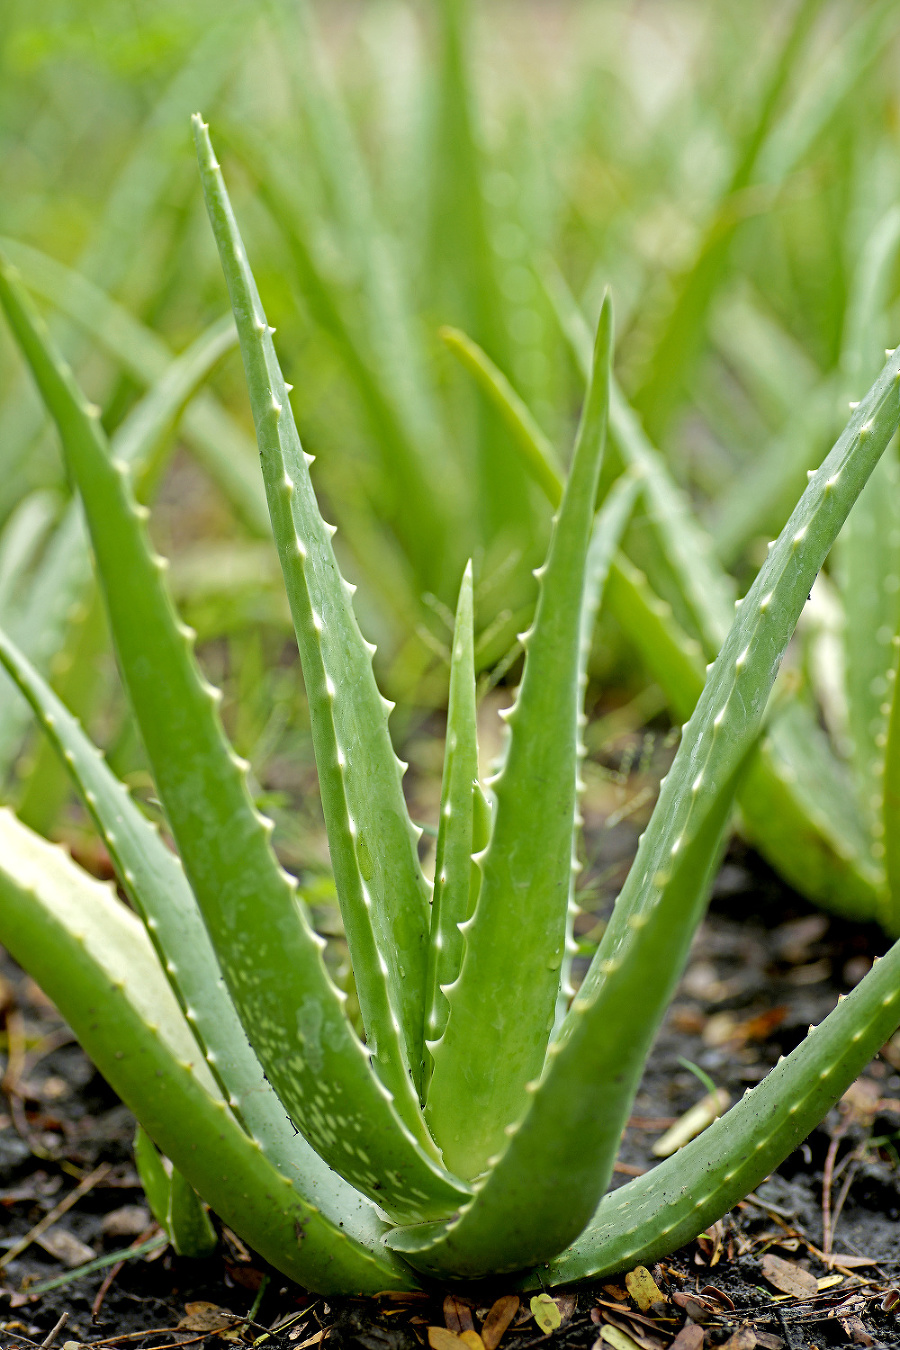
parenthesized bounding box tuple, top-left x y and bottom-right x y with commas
(3, 796, 900, 1350)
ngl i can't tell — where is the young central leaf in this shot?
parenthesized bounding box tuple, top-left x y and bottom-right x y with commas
(425, 295, 612, 1179)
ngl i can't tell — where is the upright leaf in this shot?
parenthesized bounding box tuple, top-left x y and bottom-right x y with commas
(426, 296, 612, 1179)
(0, 247, 468, 1223)
(194, 118, 434, 1119)
(424, 561, 480, 1053)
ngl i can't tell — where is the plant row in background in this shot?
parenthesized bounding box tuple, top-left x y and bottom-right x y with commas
(2, 1, 900, 938)
(0, 122, 899, 1293)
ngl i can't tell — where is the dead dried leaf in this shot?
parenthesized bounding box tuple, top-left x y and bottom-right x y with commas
(555, 1295, 577, 1325)
(760, 1254, 818, 1299)
(881, 1289, 899, 1312)
(625, 1266, 666, 1311)
(699, 1286, 734, 1311)
(35, 1227, 94, 1268)
(459, 1334, 484, 1350)
(600, 1328, 643, 1350)
(651, 1093, 730, 1158)
(753, 1334, 783, 1350)
(445, 1296, 475, 1334)
(179, 1303, 243, 1333)
(429, 1330, 463, 1350)
(838, 1317, 874, 1346)
(668, 1328, 704, 1350)
(671, 1292, 716, 1323)
(603, 1286, 630, 1303)
(602, 1311, 667, 1350)
(481, 1296, 519, 1350)
(99, 1205, 152, 1239)
(719, 1326, 756, 1350)
(530, 1294, 562, 1334)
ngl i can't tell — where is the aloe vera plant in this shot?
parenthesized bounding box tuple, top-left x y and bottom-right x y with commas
(1, 120, 900, 1294)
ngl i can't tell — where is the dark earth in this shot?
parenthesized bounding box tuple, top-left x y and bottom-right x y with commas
(3, 724, 900, 1350)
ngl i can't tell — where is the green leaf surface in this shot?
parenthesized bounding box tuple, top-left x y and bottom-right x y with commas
(194, 118, 438, 1135)
(426, 296, 612, 1180)
(540, 931, 900, 1284)
(0, 238, 270, 536)
(0, 244, 467, 1223)
(0, 623, 405, 1245)
(0, 811, 415, 1293)
(425, 561, 480, 1053)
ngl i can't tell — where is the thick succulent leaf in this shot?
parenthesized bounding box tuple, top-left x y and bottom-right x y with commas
(440, 326, 564, 504)
(544, 261, 882, 922)
(631, 0, 824, 440)
(0, 504, 92, 771)
(0, 811, 416, 1294)
(112, 313, 237, 494)
(389, 477, 642, 1277)
(194, 119, 435, 1124)
(0, 248, 468, 1222)
(404, 339, 900, 1275)
(0, 623, 405, 1236)
(540, 260, 735, 652)
(388, 765, 738, 1277)
(555, 341, 900, 1232)
(835, 209, 900, 856)
(1, 238, 270, 536)
(556, 474, 640, 1026)
(425, 561, 480, 1051)
(0, 490, 57, 612)
(426, 296, 612, 1180)
(540, 933, 900, 1285)
(0, 314, 239, 804)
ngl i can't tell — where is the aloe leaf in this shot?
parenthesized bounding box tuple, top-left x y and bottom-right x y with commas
(0, 622, 422, 1251)
(409, 336, 900, 1276)
(439, 326, 564, 504)
(631, 0, 825, 440)
(541, 934, 900, 1285)
(134, 1125, 171, 1231)
(835, 209, 900, 859)
(554, 474, 641, 1029)
(540, 259, 735, 650)
(112, 313, 237, 493)
(167, 1168, 218, 1259)
(0, 490, 58, 612)
(388, 476, 640, 1275)
(0, 811, 416, 1293)
(425, 560, 479, 1052)
(552, 344, 900, 1233)
(194, 121, 436, 1126)
(241, 154, 451, 594)
(0, 247, 468, 1222)
(1, 239, 270, 536)
(426, 296, 612, 1179)
(0, 313, 239, 797)
(388, 762, 738, 1277)
(544, 260, 882, 922)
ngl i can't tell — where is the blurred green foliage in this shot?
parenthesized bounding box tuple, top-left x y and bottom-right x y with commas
(2, 0, 900, 917)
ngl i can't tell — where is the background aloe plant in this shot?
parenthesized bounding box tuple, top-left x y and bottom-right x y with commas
(0, 121, 899, 1294)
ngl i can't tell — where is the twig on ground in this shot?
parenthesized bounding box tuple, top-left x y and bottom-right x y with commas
(39, 1311, 69, 1349)
(0, 1162, 111, 1269)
